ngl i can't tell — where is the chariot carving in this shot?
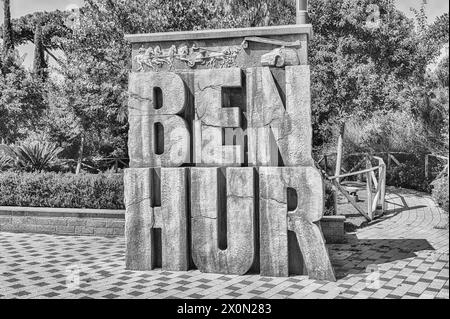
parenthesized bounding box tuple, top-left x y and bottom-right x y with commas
(135, 42, 245, 71)
(134, 37, 302, 71)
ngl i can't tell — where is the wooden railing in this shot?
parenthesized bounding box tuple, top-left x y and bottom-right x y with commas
(319, 151, 448, 182)
(318, 154, 387, 222)
(62, 158, 129, 173)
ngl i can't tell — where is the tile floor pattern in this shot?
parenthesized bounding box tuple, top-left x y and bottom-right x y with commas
(0, 188, 448, 299)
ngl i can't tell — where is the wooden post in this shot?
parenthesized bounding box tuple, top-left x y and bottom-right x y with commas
(370, 169, 378, 186)
(333, 123, 345, 217)
(372, 166, 384, 214)
(390, 154, 401, 166)
(366, 157, 373, 219)
(331, 180, 371, 221)
(324, 155, 328, 175)
(75, 134, 85, 175)
(335, 124, 345, 184)
(425, 154, 429, 181)
(366, 171, 373, 220)
(387, 152, 391, 170)
(380, 164, 386, 213)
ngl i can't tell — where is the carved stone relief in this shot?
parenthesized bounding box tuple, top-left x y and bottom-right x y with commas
(134, 37, 302, 71)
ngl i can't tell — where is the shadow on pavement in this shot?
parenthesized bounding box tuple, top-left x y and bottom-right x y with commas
(329, 237, 435, 280)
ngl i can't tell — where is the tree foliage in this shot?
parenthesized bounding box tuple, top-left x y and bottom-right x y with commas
(1, 10, 71, 50)
(0, 49, 46, 143)
(308, 0, 435, 149)
(1, 0, 13, 56)
(33, 22, 48, 80)
(0, 0, 448, 165)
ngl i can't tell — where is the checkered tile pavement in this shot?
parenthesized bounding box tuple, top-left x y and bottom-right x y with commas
(0, 188, 448, 299)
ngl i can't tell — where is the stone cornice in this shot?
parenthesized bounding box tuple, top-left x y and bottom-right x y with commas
(125, 24, 313, 43)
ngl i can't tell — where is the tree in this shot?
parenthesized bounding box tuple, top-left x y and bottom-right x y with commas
(1, 0, 298, 167)
(0, 10, 72, 66)
(1, 0, 14, 74)
(409, 9, 449, 156)
(1, 0, 13, 55)
(214, 0, 295, 27)
(3, 0, 445, 168)
(33, 22, 48, 81)
(428, 13, 449, 45)
(0, 52, 47, 143)
(307, 0, 435, 150)
(0, 3, 47, 143)
(44, 0, 242, 172)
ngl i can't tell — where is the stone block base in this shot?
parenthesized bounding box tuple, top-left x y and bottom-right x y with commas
(0, 207, 125, 237)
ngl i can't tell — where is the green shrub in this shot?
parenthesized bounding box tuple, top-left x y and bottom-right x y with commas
(1, 141, 63, 172)
(431, 176, 449, 213)
(0, 172, 124, 209)
(344, 111, 430, 155)
(386, 158, 430, 192)
(0, 154, 12, 171)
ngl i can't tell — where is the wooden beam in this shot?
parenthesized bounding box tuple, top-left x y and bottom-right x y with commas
(366, 172, 373, 219)
(389, 154, 401, 166)
(380, 164, 386, 213)
(331, 180, 371, 221)
(366, 158, 378, 186)
(328, 166, 382, 180)
(335, 124, 345, 184)
(372, 167, 383, 213)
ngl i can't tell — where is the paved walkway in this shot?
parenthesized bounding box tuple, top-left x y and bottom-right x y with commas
(0, 188, 448, 299)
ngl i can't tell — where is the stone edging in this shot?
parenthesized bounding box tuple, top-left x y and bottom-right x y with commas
(0, 206, 125, 219)
(125, 24, 313, 43)
(0, 206, 125, 237)
(0, 206, 345, 243)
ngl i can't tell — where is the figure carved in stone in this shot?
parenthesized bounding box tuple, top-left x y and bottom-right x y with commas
(134, 42, 245, 70)
(261, 47, 300, 68)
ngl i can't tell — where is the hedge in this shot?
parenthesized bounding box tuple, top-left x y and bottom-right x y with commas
(0, 172, 124, 209)
(431, 176, 449, 213)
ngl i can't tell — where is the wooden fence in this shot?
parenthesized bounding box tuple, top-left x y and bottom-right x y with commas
(318, 154, 386, 222)
(62, 158, 129, 173)
(317, 151, 449, 221)
(425, 154, 449, 181)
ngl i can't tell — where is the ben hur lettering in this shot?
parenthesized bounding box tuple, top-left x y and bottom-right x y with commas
(124, 25, 336, 281)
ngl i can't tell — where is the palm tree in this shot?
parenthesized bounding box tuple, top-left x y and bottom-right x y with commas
(33, 21, 48, 81)
(1, 0, 14, 74)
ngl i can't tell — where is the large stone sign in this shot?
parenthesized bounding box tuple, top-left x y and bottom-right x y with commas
(124, 24, 336, 281)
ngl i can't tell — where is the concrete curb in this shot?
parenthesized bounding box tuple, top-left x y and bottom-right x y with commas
(0, 206, 345, 243)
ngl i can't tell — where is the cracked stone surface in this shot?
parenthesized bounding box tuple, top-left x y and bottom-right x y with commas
(128, 72, 190, 168)
(193, 68, 243, 166)
(128, 72, 186, 116)
(124, 168, 190, 272)
(259, 167, 335, 281)
(190, 167, 255, 275)
(128, 114, 190, 168)
(195, 124, 242, 166)
(247, 66, 314, 167)
(161, 168, 190, 271)
(124, 168, 154, 270)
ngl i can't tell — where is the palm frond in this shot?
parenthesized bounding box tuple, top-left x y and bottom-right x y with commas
(5, 141, 63, 172)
